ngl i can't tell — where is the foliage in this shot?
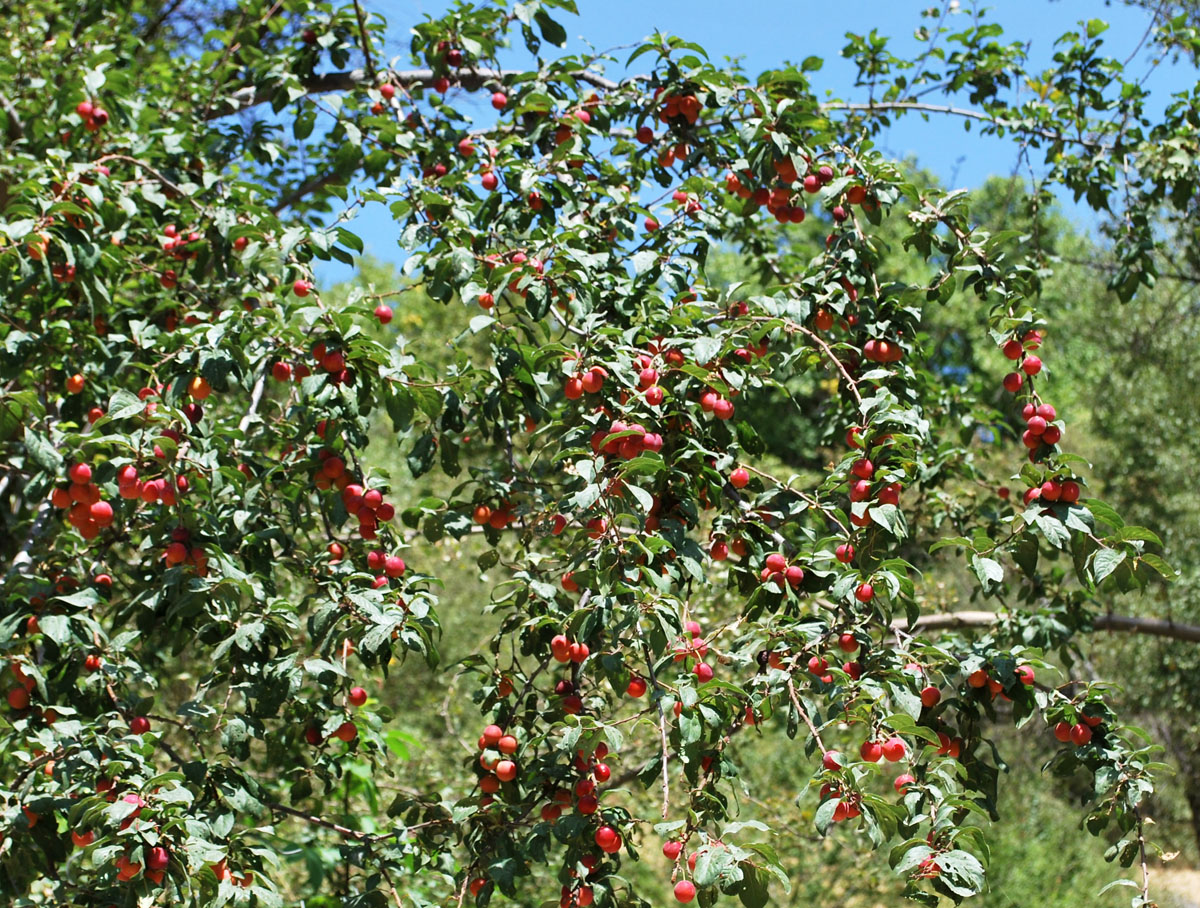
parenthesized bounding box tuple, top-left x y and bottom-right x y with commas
(0, 2, 1194, 907)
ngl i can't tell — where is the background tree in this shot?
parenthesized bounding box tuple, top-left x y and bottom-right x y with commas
(2, 2, 1198, 907)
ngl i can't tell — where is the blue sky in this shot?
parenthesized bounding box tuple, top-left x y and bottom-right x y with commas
(315, 0, 1188, 283)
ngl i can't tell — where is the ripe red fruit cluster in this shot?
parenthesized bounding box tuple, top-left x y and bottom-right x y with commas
(309, 340, 353, 385)
(7, 662, 36, 711)
(551, 633, 590, 664)
(860, 734, 906, 763)
(631, 350, 667, 403)
(337, 478, 396, 540)
(1000, 329, 1045, 395)
(658, 91, 701, 125)
(75, 99, 109, 132)
(159, 223, 202, 262)
(966, 663, 1033, 700)
(591, 420, 664, 460)
(565, 364, 607, 399)
(759, 552, 805, 590)
(163, 526, 208, 575)
(477, 723, 519, 793)
(366, 549, 406, 580)
(672, 620, 710, 674)
(862, 337, 904, 363)
(1016, 397, 1066, 457)
(698, 389, 734, 420)
(51, 462, 112, 540)
(113, 462, 179, 508)
(473, 502, 515, 529)
(1053, 710, 1103, 746)
(556, 678, 583, 714)
(818, 782, 862, 822)
(845, 450, 902, 528)
(594, 824, 622, 854)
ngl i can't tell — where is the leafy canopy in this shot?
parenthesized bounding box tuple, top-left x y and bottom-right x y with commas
(0, 1, 1192, 907)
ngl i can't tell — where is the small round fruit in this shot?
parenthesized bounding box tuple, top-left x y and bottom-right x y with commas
(333, 721, 358, 742)
(7, 686, 30, 710)
(594, 825, 621, 854)
(129, 716, 150, 735)
(188, 376, 212, 400)
(348, 687, 367, 707)
(880, 736, 905, 762)
(674, 880, 696, 903)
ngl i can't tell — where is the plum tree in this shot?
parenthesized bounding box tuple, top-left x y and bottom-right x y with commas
(0, 1, 1197, 907)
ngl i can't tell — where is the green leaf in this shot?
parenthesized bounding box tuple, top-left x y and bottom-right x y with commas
(1091, 548, 1126, 585)
(1137, 553, 1177, 580)
(534, 8, 567, 45)
(970, 555, 1004, 593)
(24, 430, 62, 472)
(814, 796, 839, 836)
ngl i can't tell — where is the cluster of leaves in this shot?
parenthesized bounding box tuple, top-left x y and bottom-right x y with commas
(0, 1, 1187, 906)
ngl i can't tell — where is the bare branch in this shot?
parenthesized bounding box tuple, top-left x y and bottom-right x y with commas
(820, 100, 1111, 151)
(1, 500, 52, 591)
(891, 610, 1200, 643)
(0, 91, 25, 142)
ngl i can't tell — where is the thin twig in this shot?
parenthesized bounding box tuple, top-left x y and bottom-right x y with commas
(786, 677, 828, 755)
(351, 0, 376, 79)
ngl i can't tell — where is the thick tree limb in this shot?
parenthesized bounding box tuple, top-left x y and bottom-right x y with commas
(892, 610, 1200, 643)
(210, 67, 623, 120)
(1, 500, 52, 591)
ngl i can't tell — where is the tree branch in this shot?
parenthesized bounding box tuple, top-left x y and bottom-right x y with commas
(351, 0, 376, 80)
(209, 67, 623, 120)
(272, 169, 348, 214)
(820, 101, 1111, 151)
(891, 610, 1200, 643)
(1, 500, 52, 591)
(0, 91, 25, 142)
